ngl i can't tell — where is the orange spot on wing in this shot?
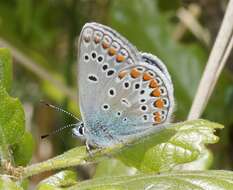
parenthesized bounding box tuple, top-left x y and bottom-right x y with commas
(108, 48, 116, 56)
(154, 99, 164, 108)
(143, 72, 153, 81)
(154, 112, 161, 123)
(102, 42, 109, 49)
(130, 68, 141, 78)
(151, 88, 161, 97)
(149, 79, 158, 88)
(118, 71, 127, 79)
(94, 37, 100, 44)
(116, 54, 125, 62)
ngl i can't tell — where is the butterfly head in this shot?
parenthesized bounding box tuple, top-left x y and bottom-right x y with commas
(72, 122, 86, 139)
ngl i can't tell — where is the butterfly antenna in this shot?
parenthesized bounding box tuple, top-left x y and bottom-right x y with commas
(40, 100, 80, 122)
(41, 123, 77, 139)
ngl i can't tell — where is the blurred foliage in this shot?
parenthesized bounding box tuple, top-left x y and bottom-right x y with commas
(37, 170, 77, 189)
(0, 48, 34, 167)
(0, 0, 233, 189)
(0, 49, 12, 91)
(73, 170, 233, 190)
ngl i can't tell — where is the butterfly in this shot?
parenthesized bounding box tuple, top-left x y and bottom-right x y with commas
(72, 22, 174, 150)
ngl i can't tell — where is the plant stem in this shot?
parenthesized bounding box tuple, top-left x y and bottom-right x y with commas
(0, 144, 12, 164)
(21, 146, 87, 179)
(21, 143, 124, 179)
(188, 0, 233, 120)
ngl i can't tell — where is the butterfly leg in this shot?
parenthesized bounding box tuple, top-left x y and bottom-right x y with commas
(85, 140, 92, 157)
(85, 140, 91, 153)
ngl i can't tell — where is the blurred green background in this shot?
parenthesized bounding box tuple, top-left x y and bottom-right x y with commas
(0, 0, 232, 185)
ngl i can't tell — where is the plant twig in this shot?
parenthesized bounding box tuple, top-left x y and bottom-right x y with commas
(188, 0, 233, 120)
(174, 4, 210, 46)
(0, 145, 12, 165)
(20, 144, 123, 179)
(0, 38, 77, 102)
(21, 146, 87, 179)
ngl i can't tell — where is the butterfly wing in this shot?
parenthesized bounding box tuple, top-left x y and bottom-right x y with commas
(77, 23, 174, 147)
(78, 22, 140, 117)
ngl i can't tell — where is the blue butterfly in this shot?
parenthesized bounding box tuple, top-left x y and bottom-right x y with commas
(72, 22, 174, 150)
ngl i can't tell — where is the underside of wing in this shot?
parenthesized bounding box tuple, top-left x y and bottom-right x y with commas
(77, 22, 174, 147)
(77, 22, 140, 119)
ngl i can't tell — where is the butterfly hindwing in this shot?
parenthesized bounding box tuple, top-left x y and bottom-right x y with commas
(77, 22, 174, 147)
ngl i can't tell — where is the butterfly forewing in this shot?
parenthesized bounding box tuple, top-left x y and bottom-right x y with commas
(77, 22, 174, 147)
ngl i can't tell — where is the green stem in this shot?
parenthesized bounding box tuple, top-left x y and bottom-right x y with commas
(22, 146, 87, 179)
(0, 144, 12, 164)
(21, 144, 123, 179)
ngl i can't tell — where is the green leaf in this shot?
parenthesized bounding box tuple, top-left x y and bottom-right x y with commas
(69, 170, 233, 190)
(117, 120, 223, 172)
(175, 148, 213, 170)
(94, 159, 136, 178)
(0, 175, 23, 190)
(12, 131, 35, 166)
(22, 120, 222, 179)
(0, 48, 12, 92)
(0, 86, 25, 145)
(37, 170, 77, 190)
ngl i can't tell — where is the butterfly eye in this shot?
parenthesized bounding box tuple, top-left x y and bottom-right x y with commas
(72, 123, 85, 137)
(78, 124, 85, 135)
